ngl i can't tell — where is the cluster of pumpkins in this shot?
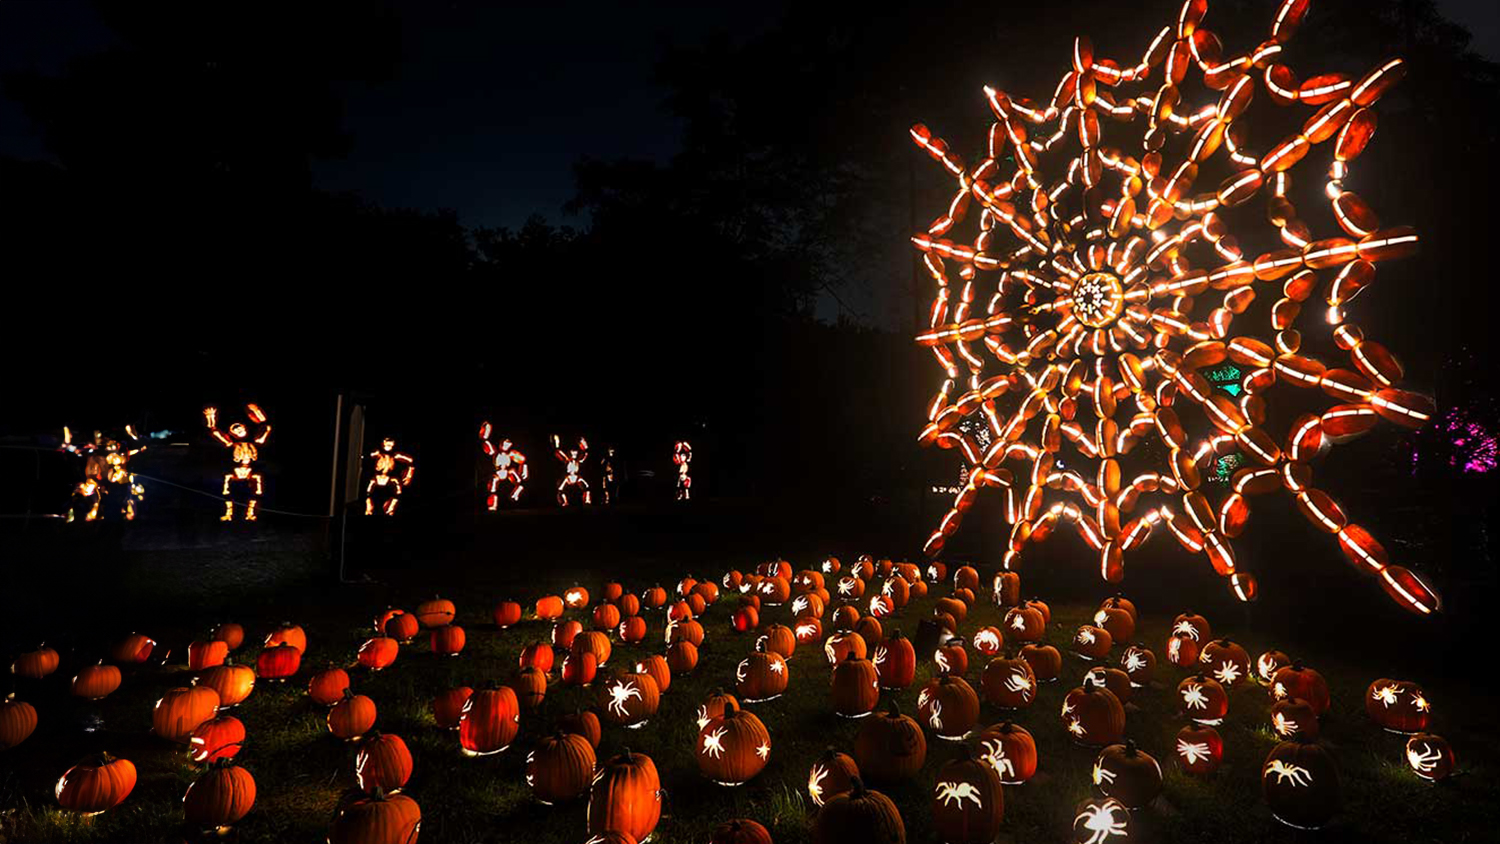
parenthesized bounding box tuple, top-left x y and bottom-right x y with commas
(2, 556, 1454, 843)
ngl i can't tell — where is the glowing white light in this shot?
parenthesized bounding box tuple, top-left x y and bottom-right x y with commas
(1372, 684, 1399, 707)
(1273, 711, 1298, 737)
(1265, 759, 1313, 787)
(756, 742, 770, 761)
(696, 705, 711, 730)
(935, 650, 952, 673)
(1123, 649, 1147, 673)
(1407, 742, 1442, 776)
(1075, 801, 1129, 844)
(928, 699, 944, 730)
(981, 738, 1015, 779)
(1077, 628, 1097, 645)
(1177, 738, 1211, 765)
(607, 681, 641, 718)
(1173, 620, 1201, 641)
(701, 727, 726, 759)
(1068, 718, 1086, 737)
(1092, 761, 1117, 785)
(935, 780, 984, 809)
(1010, 614, 1028, 631)
(1212, 661, 1242, 685)
(1004, 672, 1033, 702)
(1182, 683, 1208, 710)
(808, 764, 829, 805)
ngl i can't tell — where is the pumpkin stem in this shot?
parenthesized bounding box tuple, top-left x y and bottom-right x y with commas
(1124, 739, 1138, 756)
(848, 776, 867, 798)
(885, 699, 902, 717)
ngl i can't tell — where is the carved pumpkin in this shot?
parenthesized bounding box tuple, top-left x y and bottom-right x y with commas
(587, 750, 663, 843)
(328, 690, 377, 741)
(355, 733, 412, 794)
(850, 556, 875, 581)
(212, 624, 245, 651)
(383, 612, 419, 643)
(696, 690, 740, 730)
(697, 697, 772, 785)
(934, 637, 969, 677)
(184, 760, 256, 831)
(808, 747, 860, 807)
(55, 753, 136, 814)
(557, 709, 602, 749)
(1170, 612, 1211, 644)
(1164, 633, 1200, 668)
(1098, 594, 1137, 620)
(154, 686, 220, 744)
(822, 557, 842, 576)
(917, 675, 980, 741)
(926, 561, 947, 583)
(1262, 739, 1339, 830)
(831, 653, 880, 718)
(255, 643, 302, 682)
(197, 663, 254, 707)
(978, 721, 1037, 785)
(0, 694, 38, 751)
(880, 576, 910, 610)
(812, 777, 905, 844)
(1092, 605, 1135, 643)
(1365, 678, 1429, 733)
(309, 667, 352, 706)
(618, 616, 648, 644)
(836, 576, 865, 601)
(795, 615, 825, 646)
(833, 604, 861, 629)
(357, 637, 399, 671)
(1271, 697, 1319, 740)
(990, 570, 1019, 606)
(1072, 625, 1113, 660)
(972, 626, 1004, 657)
(564, 586, 591, 609)
(790, 592, 826, 620)
(328, 790, 421, 844)
(1093, 740, 1161, 808)
(190, 715, 244, 763)
(562, 650, 598, 687)
(759, 624, 796, 658)
(1061, 685, 1125, 746)
(1083, 666, 1133, 705)
(980, 655, 1037, 710)
(430, 624, 466, 657)
(11, 644, 60, 679)
(72, 661, 123, 700)
(736, 644, 789, 703)
(824, 630, 867, 666)
(415, 596, 456, 627)
(1023, 597, 1051, 623)
(1175, 723, 1223, 776)
(1177, 674, 1228, 725)
(513, 665, 548, 710)
(111, 632, 156, 665)
(520, 641, 556, 673)
(593, 602, 621, 632)
(759, 576, 791, 606)
(597, 671, 660, 728)
(1405, 733, 1455, 781)
(188, 639, 229, 671)
(854, 701, 927, 783)
(1072, 797, 1132, 844)
(432, 686, 472, 730)
(527, 731, 596, 804)
(573, 631, 613, 669)
(953, 564, 979, 592)
(1198, 638, 1251, 687)
(1119, 645, 1156, 687)
(460, 686, 520, 756)
(635, 655, 671, 695)
(1020, 644, 1061, 683)
(667, 640, 699, 675)
(874, 629, 916, 690)
(931, 746, 1004, 844)
(264, 622, 306, 653)
(493, 600, 523, 628)
(1271, 664, 1330, 716)
(1256, 649, 1291, 684)
(535, 595, 565, 620)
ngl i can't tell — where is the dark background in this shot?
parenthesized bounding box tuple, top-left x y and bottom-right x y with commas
(0, 0, 1496, 652)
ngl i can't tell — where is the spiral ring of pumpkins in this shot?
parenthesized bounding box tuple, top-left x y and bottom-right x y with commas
(14, 553, 1442, 844)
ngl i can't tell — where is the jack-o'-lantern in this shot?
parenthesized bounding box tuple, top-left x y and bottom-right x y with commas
(72, 661, 123, 700)
(981, 655, 1037, 710)
(850, 556, 875, 581)
(11, 644, 60, 679)
(697, 697, 772, 785)
(189, 715, 244, 763)
(328, 690, 377, 741)
(1164, 634, 1199, 668)
(1023, 597, 1050, 623)
(1197, 639, 1251, 688)
(759, 576, 791, 606)
(1271, 664, 1330, 716)
(990, 570, 1019, 606)
(854, 701, 927, 783)
(1084, 666, 1133, 705)
(255, 643, 301, 682)
(0, 695, 38, 751)
(55, 753, 136, 815)
(493, 601, 522, 628)
(355, 732, 412, 794)
(808, 747, 860, 807)
(328, 790, 421, 844)
(831, 653, 880, 718)
(1270, 697, 1319, 740)
(669, 618, 705, 648)
(587, 750, 663, 843)
(383, 611, 419, 643)
(952, 564, 979, 592)
(812, 777, 905, 844)
(932, 746, 1004, 844)
(526, 731, 595, 804)
(309, 666, 352, 706)
(1098, 594, 1137, 620)
(1262, 739, 1339, 830)
(668, 599, 694, 624)
(972, 626, 1004, 657)
(736, 643, 789, 703)
(415, 596, 456, 627)
(791, 592, 826, 619)
(557, 709, 602, 749)
(1119, 645, 1155, 687)
(153, 686, 220, 744)
(978, 721, 1037, 784)
(833, 604, 861, 630)
(1170, 612, 1211, 644)
(1003, 606, 1045, 643)
(824, 630, 868, 665)
(1061, 685, 1125, 746)
(1405, 733, 1455, 781)
(1174, 723, 1223, 776)
(1365, 678, 1430, 733)
(565, 586, 591, 609)
(879, 576, 910, 610)
(618, 615, 648, 644)
(917, 674, 980, 741)
(874, 629, 916, 690)
(598, 671, 660, 728)
(264, 622, 307, 653)
(520, 641, 555, 674)
(513, 665, 548, 710)
(696, 689, 740, 729)
(667, 640, 699, 675)
(759, 624, 796, 658)
(1093, 605, 1135, 644)
(357, 637, 398, 671)
(1072, 625, 1113, 660)
(460, 685, 520, 756)
(1072, 797, 1132, 844)
(926, 561, 947, 583)
(677, 576, 698, 597)
(432, 686, 472, 730)
(1177, 674, 1228, 725)
(196, 663, 254, 708)
(693, 581, 720, 604)
(188, 639, 229, 672)
(1256, 649, 1291, 684)
(1021, 644, 1062, 683)
(636, 655, 671, 695)
(562, 650, 598, 687)
(1093, 740, 1161, 808)
(836, 575, 865, 602)
(934, 637, 969, 677)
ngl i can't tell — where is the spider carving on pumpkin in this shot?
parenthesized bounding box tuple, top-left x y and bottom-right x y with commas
(606, 680, 641, 718)
(1265, 759, 1313, 787)
(1177, 738, 1212, 765)
(935, 780, 986, 809)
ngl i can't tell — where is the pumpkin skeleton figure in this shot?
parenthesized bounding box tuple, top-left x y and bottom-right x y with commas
(364, 437, 415, 516)
(479, 423, 527, 508)
(59, 426, 146, 521)
(553, 434, 592, 506)
(204, 404, 270, 521)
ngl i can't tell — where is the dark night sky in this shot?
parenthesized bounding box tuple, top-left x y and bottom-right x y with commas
(0, 0, 1494, 233)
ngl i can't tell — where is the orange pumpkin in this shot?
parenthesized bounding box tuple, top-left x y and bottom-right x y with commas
(587, 750, 662, 843)
(593, 602, 621, 631)
(696, 697, 771, 785)
(977, 721, 1037, 784)
(831, 653, 880, 719)
(355, 732, 413, 793)
(527, 731, 596, 804)
(823, 630, 867, 665)
(931, 746, 1004, 844)
(1273, 663, 1331, 716)
(111, 632, 156, 665)
(807, 747, 859, 807)
(431, 686, 473, 730)
(617, 593, 641, 617)
(1002, 606, 1045, 642)
(565, 586, 591, 609)
(519, 641, 556, 674)
(1262, 740, 1339, 829)
(183, 760, 256, 831)
(0, 694, 38, 751)
(553, 619, 583, 650)
(153, 686, 221, 744)
(618, 616, 648, 644)
(854, 616, 884, 652)
(430, 624, 466, 657)
(328, 790, 421, 844)
(460, 686, 520, 756)
(635, 655, 672, 695)
(562, 650, 598, 687)
(357, 637, 399, 671)
(1175, 723, 1223, 775)
(1020, 644, 1061, 683)
(71, 661, 122, 700)
(669, 618, 705, 648)
(917, 675, 980, 741)
(255, 643, 302, 682)
(758, 624, 796, 658)
(383, 612, 420, 643)
(603, 582, 625, 601)
(1061, 684, 1125, 746)
(189, 715, 244, 763)
(732, 605, 760, 632)
(812, 777, 904, 844)
(597, 672, 660, 728)
(56, 753, 137, 815)
(1271, 697, 1320, 740)
(535, 595, 565, 620)
(493, 600, 522, 628)
(10, 644, 60, 679)
(264, 622, 306, 653)
(1177, 674, 1229, 725)
(1084, 666, 1134, 705)
(328, 691, 378, 741)
(415, 596, 456, 627)
(187, 639, 229, 671)
(735, 645, 788, 703)
(197, 663, 255, 707)
(980, 655, 1036, 710)
(557, 709, 602, 749)
(666, 640, 699, 675)
(572, 630, 613, 669)
(212, 623, 245, 651)
(712, 819, 772, 844)
(854, 701, 926, 783)
(1072, 625, 1114, 660)
(309, 667, 352, 707)
(874, 629, 916, 690)
(1198, 638, 1252, 687)
(1119, 645, 1156, 687)
(513, 665, 548, 710)
(1093, 740, 1162, 808)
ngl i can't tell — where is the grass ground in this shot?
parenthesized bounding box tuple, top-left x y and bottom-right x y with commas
(1, 514, 1495, 843)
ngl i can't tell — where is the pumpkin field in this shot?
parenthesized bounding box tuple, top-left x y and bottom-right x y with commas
(1, 530, 1494, 844)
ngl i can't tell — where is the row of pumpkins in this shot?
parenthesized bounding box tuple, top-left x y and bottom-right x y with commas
(3, 555, 1454, 842)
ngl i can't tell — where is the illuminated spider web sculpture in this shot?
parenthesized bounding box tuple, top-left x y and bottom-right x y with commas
(911, 0, 1440, 613)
